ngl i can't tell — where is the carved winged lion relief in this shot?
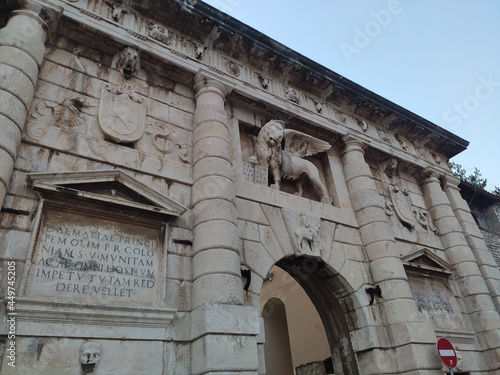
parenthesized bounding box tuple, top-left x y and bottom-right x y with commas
(249, 120, 333, 204)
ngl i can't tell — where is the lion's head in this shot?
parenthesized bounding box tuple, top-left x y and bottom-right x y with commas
(261, 120, 284, 147)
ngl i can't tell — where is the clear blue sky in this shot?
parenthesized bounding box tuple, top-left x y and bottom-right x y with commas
(202, 0, 500, 191)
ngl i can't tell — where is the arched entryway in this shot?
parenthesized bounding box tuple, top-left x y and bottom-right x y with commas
(260, 256, 359, 375)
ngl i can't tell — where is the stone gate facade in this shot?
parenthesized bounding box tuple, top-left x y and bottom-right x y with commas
(1, 1, 500, 374)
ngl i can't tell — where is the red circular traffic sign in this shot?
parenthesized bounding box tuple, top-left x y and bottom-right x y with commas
(436, 338, 457, 368)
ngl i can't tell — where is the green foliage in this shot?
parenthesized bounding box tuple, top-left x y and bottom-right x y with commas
(451, 163, 488, 189)
(494, 186, 500, 196)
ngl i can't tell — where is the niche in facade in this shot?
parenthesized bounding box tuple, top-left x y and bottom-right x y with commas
(239, 119, 336, 205)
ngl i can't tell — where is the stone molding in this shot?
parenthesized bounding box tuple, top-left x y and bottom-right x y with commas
(26, 169, 187, 218)
(194, 68, 235, 99)
(7, 298, 176, 340)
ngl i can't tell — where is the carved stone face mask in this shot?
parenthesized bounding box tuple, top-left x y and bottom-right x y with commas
(79, 342, 102, 373)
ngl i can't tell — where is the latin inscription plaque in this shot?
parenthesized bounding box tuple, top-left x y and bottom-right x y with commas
(24, 206, 165, 307)
(408, 276, 466, 331)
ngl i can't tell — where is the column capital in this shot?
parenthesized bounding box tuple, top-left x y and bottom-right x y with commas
(420, 167, 443, 184)
(8, 0, 62, 42)
(442, 173, 462, 190)
(341, 133, 370, 156)
(194, 69, 235, 99)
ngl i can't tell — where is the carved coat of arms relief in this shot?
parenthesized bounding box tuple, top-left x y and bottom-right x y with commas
(98, 84, 147, 143)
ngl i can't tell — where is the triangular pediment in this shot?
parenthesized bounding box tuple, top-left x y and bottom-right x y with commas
(27, 170, 187, 219)
(402, 248, 455, 276)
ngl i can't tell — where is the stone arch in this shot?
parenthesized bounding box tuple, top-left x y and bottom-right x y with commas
(241, 202, 370, 374)
(273, 255, 360, 375)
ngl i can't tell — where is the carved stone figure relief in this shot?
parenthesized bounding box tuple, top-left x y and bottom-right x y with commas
(98, 84, 147, 143)
(114, 46, 140, 79)
(152, 125, 190, 164)
(249, 120, 332, 204)
(149, 24, 171, 44)
(284, 87, 300, 104)
(258, 74, 269, 89)
(32, 97, 90, 128)
(413, 207, 438, 235)
(111, 4, 126, 23)
(283, 210, 322, 257)
(395, 134, 409, 151)
(79, 341, 102, 373)
(377, 129, 392, 144)
(356, 119, 368, 132)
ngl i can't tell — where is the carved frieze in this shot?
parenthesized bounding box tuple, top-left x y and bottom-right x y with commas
(98, 84, 147, 143)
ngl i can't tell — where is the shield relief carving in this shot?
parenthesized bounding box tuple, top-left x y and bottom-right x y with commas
(99, 84, 147, 143)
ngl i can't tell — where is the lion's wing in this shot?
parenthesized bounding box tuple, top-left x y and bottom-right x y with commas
(283, 129, 331, 158)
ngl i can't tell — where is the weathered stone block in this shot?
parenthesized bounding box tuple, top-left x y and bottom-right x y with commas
(194, 156, 233, 180)
(164, 342, 191, 375)
(193, 248, 241, 279)
(360, 221, 395, 246)
(174, 83, 195, 98)
(192, 175, 234, 206)
(0, 46, 39, 84)
(334, 225, 363, 246)
(44, 48, 101, 77)
(191, 335, 258, 375)
(148, 98, 170, 123)
(167, 253, 192, 281)
(369, 257, 407, 283)
(350, 325, 390, 352)
(192, 199, 237, 227)
(193, 220, 239, 253)
(242, 240, 275, 279)
(238, 220, 260, 242)
(170, 107, 194, 130)
(0, 90, 26, 129)
(165, 279, 192, 311)
(0, 64, 35, 108)
(0, 229, 32, 260)
(235, 199, 268, 225)
(194, 120, 230, 142)
(192, 274, 243, 308)
(193, 137, 232, 163)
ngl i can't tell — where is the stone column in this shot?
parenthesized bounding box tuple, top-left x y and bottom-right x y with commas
(0, 1, 57, 208)
(190, 70, 258, 375)
(341, 134, 439, 375)
(421, 168, 500, 370)
(443, 174, 500, 311)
